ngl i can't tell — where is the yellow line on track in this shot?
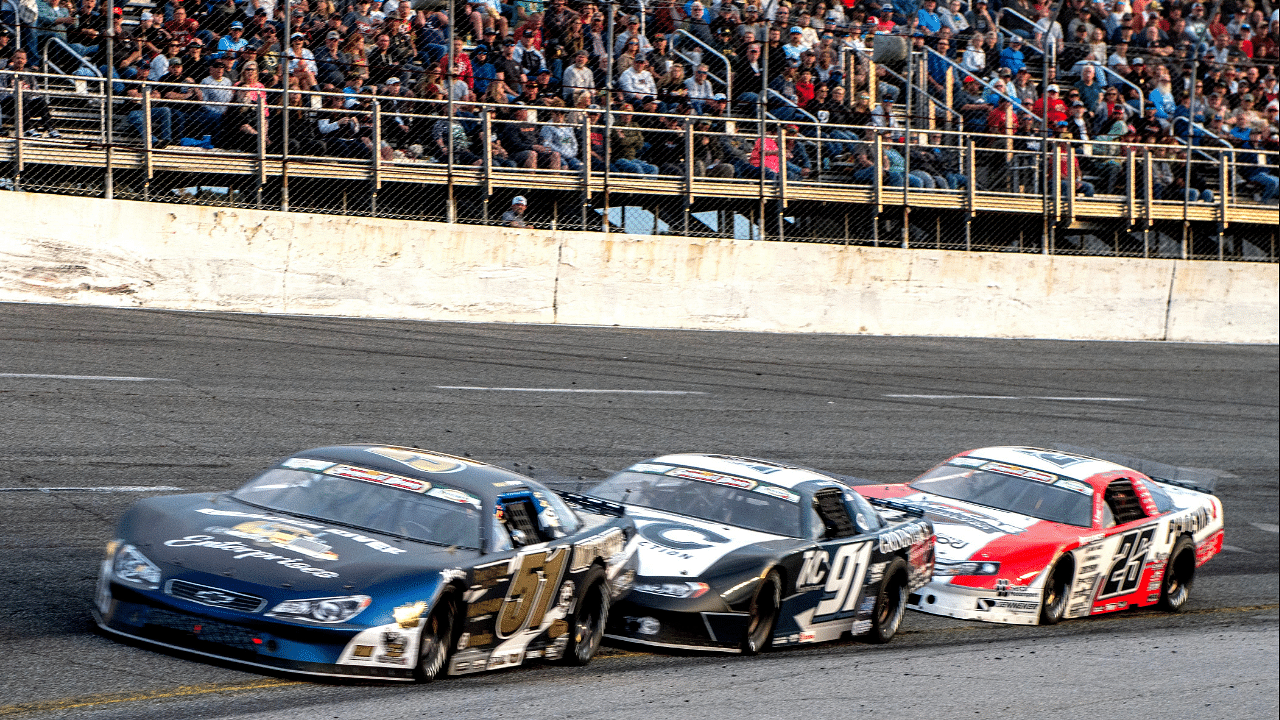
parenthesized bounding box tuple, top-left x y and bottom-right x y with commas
(0, 679, 302, 717)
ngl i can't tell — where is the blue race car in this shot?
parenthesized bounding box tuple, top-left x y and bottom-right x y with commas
(95, 445, 637, 680)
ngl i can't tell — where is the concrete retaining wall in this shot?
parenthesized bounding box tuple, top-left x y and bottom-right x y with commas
(1, 192, 1275, 343)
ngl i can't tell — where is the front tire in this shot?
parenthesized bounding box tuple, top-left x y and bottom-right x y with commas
(1159, 536, 1195, 612)
(866, 559, 907, 644)
(414, 593, 455, 682)
(1039, 559, 1072, 625)
(561, 567, 609, 666)
(742, 570, 781, 655)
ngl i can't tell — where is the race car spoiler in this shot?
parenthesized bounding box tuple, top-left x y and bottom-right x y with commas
(558, 491, 627, 517)
(1150, 476, 1213, 495)
(868, 497, 926, 518)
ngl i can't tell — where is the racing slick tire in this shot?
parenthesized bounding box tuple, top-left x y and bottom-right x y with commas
(1159, 536, 1196, 613)
(866, 559, 907, 644)
(1039, 558, 1073, 626)
(561, 566, 609, 666)
(414, 592, 456, 682)
(742, 570, 781, 655)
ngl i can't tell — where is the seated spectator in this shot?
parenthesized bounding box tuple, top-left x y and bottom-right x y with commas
(1000, 35, 1026, 75)
(502, 106, 561, 168)
(618, 56, 657, 105)
(1, 49, 59, 137)
(954, 75, 992, 131)
(609, 104, 658, 174)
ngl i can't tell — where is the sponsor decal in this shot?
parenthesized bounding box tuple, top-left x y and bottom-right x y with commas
(979, 462, 1057, 484)
(215, 521, 339, 561)
(879, 522, 930, 554)
(638, 522, 731, 551)
(858, 596, 876, 614)
(935, 534, 969, 549)
(629, 463, 674, 474)
(1167, 508, 1213, 543)
(756, 485, 800, 503)
(1080, 564, 1098, 574)
(281, 457, 336, 472)
(457, 633, 471, 650)
(1056, 479, 1093, 495)
(394, 601, 428, 629)
(571, 528, 627, 572)
(913, 500, 1026, 535)
(850, 620, 872, 635)
(1093, 601, 1127, 614)
(950, 457, 986, 468)
(977, 598, 1039, 613)
(797, 550, 830, 589)
(163, 535, 340, 578)
(1195, 530, 1223, 566)
(1016, 450, 1091, 468)
(799, 631, 816, 643)
(666, 467, 757, 490)
(379, 631, 409, 664)
(492, 480, 525, 488)
(366, 447, 470, 474)
(326, 464, 430, 493)
(353, 645, 374, 658)
(865, 560, 888, 585)
(195, 509, 408, 555)
(427, 486, 482, 509)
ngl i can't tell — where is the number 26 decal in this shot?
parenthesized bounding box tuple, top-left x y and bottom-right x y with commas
(496, 546, 570, 638)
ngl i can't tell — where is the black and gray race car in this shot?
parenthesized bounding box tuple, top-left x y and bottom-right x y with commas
(584, 454, 935, 654)
(95, 445, 638, 681)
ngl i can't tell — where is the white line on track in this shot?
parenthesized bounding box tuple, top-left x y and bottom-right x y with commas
(0, 373, 177, 382)
(0, 486, 183, 493)
(1251, 522, 1279, 533)
(435, 386, 708, 395)
(883, 394, 1144, 401)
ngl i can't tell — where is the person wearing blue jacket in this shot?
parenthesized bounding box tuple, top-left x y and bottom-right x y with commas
(999, 35, 1025, 74)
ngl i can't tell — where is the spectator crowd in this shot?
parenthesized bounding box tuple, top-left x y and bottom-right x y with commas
(1, 0, 1275, 200)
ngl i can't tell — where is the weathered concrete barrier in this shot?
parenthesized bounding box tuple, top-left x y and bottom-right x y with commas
(1, 192, 1274, 343)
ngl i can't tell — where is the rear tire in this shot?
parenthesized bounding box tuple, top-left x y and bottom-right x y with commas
(561, 567, 608, 666)
(1039, 559, 1072, 626)
(867, 558, 907, 644)
(742, 570, 781, 655)
(1159, 536, 1195, 612)
(414, 593, 454, 682)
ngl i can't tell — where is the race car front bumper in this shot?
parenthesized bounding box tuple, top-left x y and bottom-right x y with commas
(95, 583, 414, 680)
(605, 600, 750, 653)
(909, 579, 1044, 626)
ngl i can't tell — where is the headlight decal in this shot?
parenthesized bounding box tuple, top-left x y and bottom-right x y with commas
(267, 595, 372, 624)
(933, 560, 1001, 576)
(112, 544, 162, 589)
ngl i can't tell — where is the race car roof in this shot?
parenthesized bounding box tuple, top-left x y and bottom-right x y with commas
(636, 454, 845, 491)
(282, 444, 544, 503)
(957, 446, 1143, 484)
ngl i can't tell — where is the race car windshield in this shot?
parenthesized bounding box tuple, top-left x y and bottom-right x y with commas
(910, 465, 1093, 527)
(588, 471, 804, 537)
(232, 469, 482, 549)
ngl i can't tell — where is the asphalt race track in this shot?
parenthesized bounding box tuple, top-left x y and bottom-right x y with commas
(0, 303, 1276, 720)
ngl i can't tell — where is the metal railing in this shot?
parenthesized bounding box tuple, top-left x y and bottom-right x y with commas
(670, 28, 732, 104)
(1, 70, 1275, 261)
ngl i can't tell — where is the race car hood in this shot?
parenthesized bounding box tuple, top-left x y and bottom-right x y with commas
(115, 493, 479, 595)
(623, 506, 794, 578)
(857, 484, 1079, 588)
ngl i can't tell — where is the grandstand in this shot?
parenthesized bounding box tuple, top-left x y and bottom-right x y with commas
(2, 0, 1276, 259)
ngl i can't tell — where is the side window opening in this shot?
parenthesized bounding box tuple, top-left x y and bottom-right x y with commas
(813, 489, 858, 540)
(500, 497, 544, 548)
(1104, 479, 1147, 525)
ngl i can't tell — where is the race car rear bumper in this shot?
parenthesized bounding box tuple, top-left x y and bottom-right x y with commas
(909, 580, 1043, 626)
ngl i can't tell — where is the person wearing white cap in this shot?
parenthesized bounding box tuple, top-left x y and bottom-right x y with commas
(286, 32, 318, 87)
(783, 25, 809, 60)
(502, 196, 528, 227)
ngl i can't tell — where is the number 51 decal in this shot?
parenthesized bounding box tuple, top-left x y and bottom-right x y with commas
(496, 546, 570, 638)
(812, 542, 873, 623)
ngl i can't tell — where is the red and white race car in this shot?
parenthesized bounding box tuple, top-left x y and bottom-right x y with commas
(856, 447, 1224, 626)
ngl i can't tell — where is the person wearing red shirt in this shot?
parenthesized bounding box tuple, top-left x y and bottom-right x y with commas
(1033, 84, 1067, 125)
(164, 6, 200, 48)
(795, 67, 815, 106)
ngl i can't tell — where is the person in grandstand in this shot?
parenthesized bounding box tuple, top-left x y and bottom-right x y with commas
(502, 195, 529, 226)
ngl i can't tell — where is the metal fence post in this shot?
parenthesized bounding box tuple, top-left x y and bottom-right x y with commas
(965, 137, 975, 251)
(482, 107, 493, 221)
(144, 87, 154, 199)
(371, 101, 381, 215)
(1143, 148, 1152, 258)
(13, 80, 24, 190)
(684, 120, 694, 236)
(580, 111, 590, 231)
(255, 92, 265, 207)
(776, 124, 787, 242)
